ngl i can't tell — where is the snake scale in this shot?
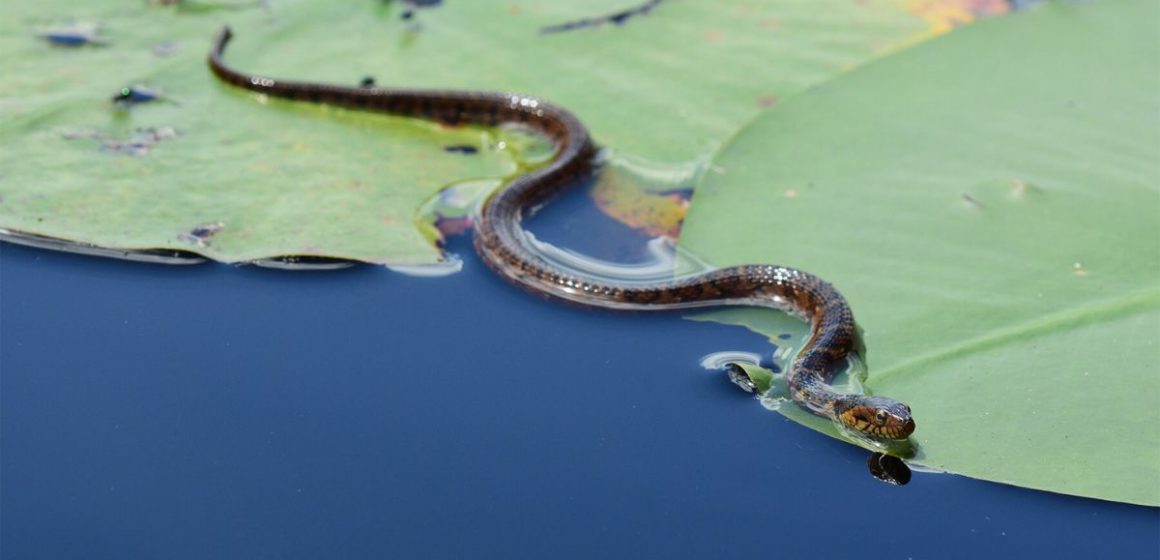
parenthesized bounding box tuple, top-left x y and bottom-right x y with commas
(208, 27, 915, 440)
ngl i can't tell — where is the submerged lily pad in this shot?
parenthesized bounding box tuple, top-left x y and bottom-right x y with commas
(680, 1, 1160, 505)
(0, 0, 991, 264)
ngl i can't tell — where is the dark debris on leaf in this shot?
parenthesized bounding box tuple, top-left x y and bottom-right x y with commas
(149, 0, 270, 13)
(394, 0, 442, 21)
(112, 85, 164, 105)
(443, 144, 479, 155)
(541, 0, 664, 34)
(152, 41, 181, 57)
(38, 24, 107, 47)
(62, 127, 180, 156)
(178, 221, 225, 248)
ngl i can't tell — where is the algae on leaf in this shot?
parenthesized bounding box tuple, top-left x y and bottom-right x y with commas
(680, 1, 1160, 505)
(0, 0, 990, 264)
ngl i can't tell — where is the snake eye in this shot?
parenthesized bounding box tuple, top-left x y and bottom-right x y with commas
(874, 409, 888, 426)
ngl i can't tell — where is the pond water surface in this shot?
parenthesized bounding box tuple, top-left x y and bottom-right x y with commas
(1, 189, 1156, 558)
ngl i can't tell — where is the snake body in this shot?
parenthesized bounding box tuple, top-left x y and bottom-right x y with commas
(208, 27, 915, 440)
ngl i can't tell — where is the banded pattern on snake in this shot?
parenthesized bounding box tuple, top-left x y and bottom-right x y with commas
(208, 27, 915, 440)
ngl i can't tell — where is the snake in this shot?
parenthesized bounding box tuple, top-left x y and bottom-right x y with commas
(208, 27, 916, 440)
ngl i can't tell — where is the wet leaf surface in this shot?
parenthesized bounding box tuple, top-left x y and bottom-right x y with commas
(1, 0, 977, 263)
(680, 1, 1160, 505)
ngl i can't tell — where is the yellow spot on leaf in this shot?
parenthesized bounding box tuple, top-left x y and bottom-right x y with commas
(906, 0, 1008, 36)
(592, 176, 688, 239)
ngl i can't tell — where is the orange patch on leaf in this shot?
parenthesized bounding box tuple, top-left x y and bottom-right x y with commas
(591, 179, 689, 239)
(907, 0, 1008, 35)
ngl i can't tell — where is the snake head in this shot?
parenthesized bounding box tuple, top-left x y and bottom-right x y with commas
(836, 396, 915, 440)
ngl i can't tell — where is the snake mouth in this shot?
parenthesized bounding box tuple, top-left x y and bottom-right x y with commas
(867, 425, 910, 440)
(865, 417, 915, 440)
(883, 417, 917, 439)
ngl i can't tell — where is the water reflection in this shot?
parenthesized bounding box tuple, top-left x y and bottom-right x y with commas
(0, 228, 205, 265)
(715, 360, 919, 487)
(868, 452, 912, 486)
(526, 234, 713, 284)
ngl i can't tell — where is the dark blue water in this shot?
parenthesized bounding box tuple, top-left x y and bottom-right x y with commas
(1, 192, 1156, 559)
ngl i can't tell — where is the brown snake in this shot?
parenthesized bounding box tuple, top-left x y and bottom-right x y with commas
(208, 27, 916, 440)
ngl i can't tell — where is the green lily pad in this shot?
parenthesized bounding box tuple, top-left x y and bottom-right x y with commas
(680, 1, 1160, 505)
(0, 0, 988, 264)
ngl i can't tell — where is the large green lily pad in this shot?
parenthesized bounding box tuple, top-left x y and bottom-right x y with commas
(0, 0, 989, 264)
(680, 0, 1160, 505)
